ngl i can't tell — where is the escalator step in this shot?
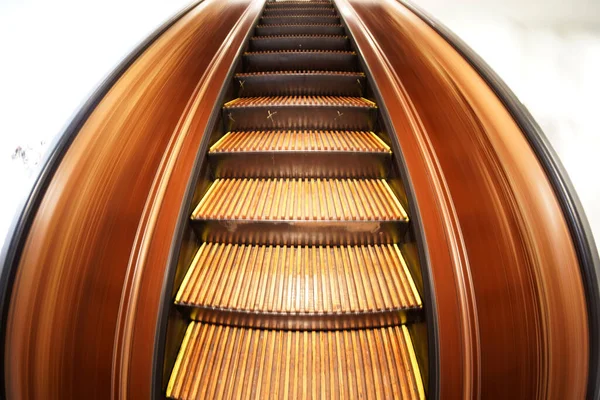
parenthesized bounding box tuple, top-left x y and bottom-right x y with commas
(263, 7, 336, 15)
(208, 130, 391, 178)
(210, 130, 389, 153)
(175, 243, 421, 328)
(192, 178, 406, 221)
(260, 15, 340, 25)
(223, 95, 376, 131)
(255, 23, 344, 36)
(250, 34, 349, 51)
(167, 322, 425, 400)
(234, 70, 366, 96)
(244, 49, 357, 72)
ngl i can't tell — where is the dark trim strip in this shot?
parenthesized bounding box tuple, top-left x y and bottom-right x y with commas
(152, 3, 266, 399)
(400, 1, 600, 398)
(333, 2, 440, 399)
(0, 1, 204, 397)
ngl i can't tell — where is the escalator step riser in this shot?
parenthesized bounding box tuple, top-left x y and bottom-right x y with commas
(244, 50, 357, 72)
(210, 151, 390, 178)
(224, 106, 375, 131)
(234, 71, 366, 97)
(250, 35, 349, 51)
(255, 23, 344, 36)
(167, 322, 425, 400)
(234, 71, 366, 96)
(260, 15, 340, 25)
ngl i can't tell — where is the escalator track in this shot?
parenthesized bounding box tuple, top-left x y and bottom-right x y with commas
(166, 1, 427, 398)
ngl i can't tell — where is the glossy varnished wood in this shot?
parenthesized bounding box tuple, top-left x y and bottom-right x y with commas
(167, 322, 425, 400)
(336, 0, 589, 397)
(176, 243, 421, 315)
(4, 0, 264, 398)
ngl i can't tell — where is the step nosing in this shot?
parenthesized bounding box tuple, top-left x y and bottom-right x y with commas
(251, 34, 347, 39)
(235, 70, 365, 76)
(244, 49, 354, 54)
(176, 303, 422, 315)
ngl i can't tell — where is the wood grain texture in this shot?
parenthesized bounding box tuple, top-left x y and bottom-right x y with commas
(4, 0, 263, 398)
(167, 322, 425, 400)
(336, 0, 589, 398)
(192, 178, 407, 221)
(175, 243, 422, 314)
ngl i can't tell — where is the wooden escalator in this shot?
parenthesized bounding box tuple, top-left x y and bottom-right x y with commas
(166, 1, 427, 398)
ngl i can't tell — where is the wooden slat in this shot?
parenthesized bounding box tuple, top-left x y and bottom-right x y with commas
(167, 323, 425, 400)
(176, 243, 421, 314)
(223, 95, 375, 108)
(210, 130, 390, 153)
(192, 178, 408, 221)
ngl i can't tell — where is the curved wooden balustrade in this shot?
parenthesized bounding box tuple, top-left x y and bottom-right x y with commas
(2, 0, 595, 398)
(336, 0, 589, 398)
(3, 0, 263, 398)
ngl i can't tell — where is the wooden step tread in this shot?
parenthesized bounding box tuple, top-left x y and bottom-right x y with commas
(223, 96, 375, 109)
(210, 130, 390, 153)
(192, 178, 408, 221)
(167, 322, 425, 400)
(176, 243, 421, 315)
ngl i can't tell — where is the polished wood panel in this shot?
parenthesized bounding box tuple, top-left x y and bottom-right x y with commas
(4, 0, 263, 398)
(336, 0, 589, 397)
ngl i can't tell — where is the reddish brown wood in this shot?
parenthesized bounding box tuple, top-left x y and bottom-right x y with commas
(4, 0, 263, 398)
(337, 0, 589, 398)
